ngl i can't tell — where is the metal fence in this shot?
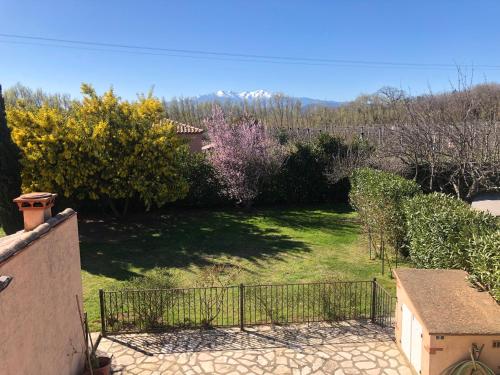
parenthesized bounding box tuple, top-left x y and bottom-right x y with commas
(99, 279, 395, 335)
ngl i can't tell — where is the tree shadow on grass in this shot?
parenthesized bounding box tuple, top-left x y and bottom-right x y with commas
(252, 204, 359, 235)
(80, 209, 321, 282)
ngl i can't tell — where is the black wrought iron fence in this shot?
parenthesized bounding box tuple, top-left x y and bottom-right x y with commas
(99, 279, 395, 335)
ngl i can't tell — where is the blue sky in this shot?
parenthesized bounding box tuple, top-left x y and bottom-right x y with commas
(1, 0, 500, 101)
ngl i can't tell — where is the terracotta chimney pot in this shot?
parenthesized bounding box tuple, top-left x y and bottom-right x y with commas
(13, 192, 57, 231)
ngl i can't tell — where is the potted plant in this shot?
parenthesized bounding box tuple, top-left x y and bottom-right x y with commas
(77, 296, 112, 375)
(83, 348, 111, 375)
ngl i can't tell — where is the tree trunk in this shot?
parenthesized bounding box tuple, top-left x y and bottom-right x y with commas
(108, 198, 121, 217)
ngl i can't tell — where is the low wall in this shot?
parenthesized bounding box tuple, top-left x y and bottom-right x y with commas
(0, 210, 85, 375)
(182, 133, 203, 152)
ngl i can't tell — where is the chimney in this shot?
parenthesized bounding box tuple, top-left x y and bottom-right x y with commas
(13, 192, 57, 231)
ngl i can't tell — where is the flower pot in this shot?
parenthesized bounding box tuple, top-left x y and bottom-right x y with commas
(83, 356, 111, 375)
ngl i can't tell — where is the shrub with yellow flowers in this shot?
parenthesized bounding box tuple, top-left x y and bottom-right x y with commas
(7, 84, 188, 215)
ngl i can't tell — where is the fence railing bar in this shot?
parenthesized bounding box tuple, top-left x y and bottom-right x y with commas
(100, 280, 397, 334)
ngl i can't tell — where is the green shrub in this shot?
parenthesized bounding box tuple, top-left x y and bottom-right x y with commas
(404, 193, 498, 269)
(176, 151, 227, 207)
(277, 142, 329, 203)
(122, 268, 176, 330)
(0, 85, 22, 234)
(349, 168, 421, 256)
(262, 134, 360, 205)
(124, 267, 175, 290)
(468, 230, 500, 300)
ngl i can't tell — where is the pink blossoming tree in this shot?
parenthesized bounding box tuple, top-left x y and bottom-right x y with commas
(205, 106, 285, 207)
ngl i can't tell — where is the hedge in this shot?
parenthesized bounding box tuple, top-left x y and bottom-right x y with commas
(349, 168, 421, 256)
(467, 230, 500, 300)
(403, 193, 498, 269)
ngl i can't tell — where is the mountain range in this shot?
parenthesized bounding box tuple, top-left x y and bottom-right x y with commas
(191, 90, 344, 108)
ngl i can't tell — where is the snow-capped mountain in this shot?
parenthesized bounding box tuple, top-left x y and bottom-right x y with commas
(193, 90, 343, 108)
(214, 89, 273, 100)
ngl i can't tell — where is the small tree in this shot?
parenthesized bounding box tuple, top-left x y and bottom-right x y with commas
(0, 84, 22, 234)
(350, 168, 421, 273)
(195, 264, 240, 328)
(205, 106, 285, 207)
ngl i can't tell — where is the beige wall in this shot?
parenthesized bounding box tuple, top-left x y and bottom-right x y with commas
(428, 334, 500, 375)
(0, 213, 85, 375)
(395, 279, 500, 375)
(182, 133, 203, 152)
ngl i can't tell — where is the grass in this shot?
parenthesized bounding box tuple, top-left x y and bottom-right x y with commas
(79, 204, 405, 331)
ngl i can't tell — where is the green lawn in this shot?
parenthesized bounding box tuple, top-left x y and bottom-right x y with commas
(79, 204, 403, 331)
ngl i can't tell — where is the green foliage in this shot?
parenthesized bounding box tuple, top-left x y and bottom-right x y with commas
(468, 230, 500, 300)
(7, 84, 188, 214)
(194, 264, 241, 328)
(266, 134, 355, 204)
(124, 267, 175, 290)
(121, 268, 176, 331)
(278, 142, 329, 203)
(404, 193, 498, 269)
(350, 168, 421, 256)
(0, 85, 22, 234)
(176, 151, 226, 207)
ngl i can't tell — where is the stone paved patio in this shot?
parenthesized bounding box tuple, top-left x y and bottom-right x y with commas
(96, 321, 412, 374)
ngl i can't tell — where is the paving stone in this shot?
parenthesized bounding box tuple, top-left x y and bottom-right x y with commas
(215, 363, 235, 374)
(95, 322, 411, 374)
(386, 349, 401, 357)
(276, 356, 288, 365)
(197, 352, 212, 361)
(312, 358, 324, 371)
(251, 366, 265, 375)
(138, 363, 158, 370)
(355, 361, 376, 370)
(214, 356, 228, 364)
(257, 356, 268, 366)
(200, 360, 214, 373)
(236, 364, 247, 373)
(275, 364, 291, 374)
(115, 355, 135, 366)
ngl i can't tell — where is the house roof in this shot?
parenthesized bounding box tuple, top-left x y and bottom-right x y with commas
(394, 269, 500, 335)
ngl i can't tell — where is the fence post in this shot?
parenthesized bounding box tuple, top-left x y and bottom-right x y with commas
(381, 242, 385, 275)
(370, 278, 377, 324)
(239, 283, 244, 331)
(99, 289, 106, 336)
